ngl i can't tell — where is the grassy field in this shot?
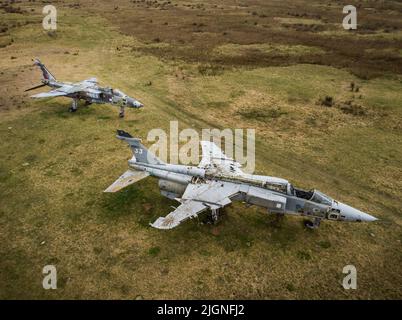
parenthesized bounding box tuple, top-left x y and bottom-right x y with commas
(0, 0, 401, 299)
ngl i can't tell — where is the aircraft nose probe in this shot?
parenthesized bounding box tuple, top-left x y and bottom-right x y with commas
(333, 201, 378, 222)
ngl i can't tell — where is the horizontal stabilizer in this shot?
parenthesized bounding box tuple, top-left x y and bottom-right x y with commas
(104, 169, 149, 192)
(25, 83, 47, 92)
(117, 129, 134, 138)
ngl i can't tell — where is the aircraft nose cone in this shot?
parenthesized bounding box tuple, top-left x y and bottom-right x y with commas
(335, 202, 378, 222)
(129, 99, 143, 108)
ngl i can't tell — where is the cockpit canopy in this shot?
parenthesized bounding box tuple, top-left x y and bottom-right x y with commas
(310, 190, 333, 206)
(113, 89, 126, 98)
(291, 185, 333, 206)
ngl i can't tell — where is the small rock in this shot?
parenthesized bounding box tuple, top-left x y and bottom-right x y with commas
(22, 162, 29, 167)
(8, 127, 12, 130)
(211, 227, 220, 236)
(135, 295, 143, 300)
(40, 241, 46, 245)
(370, 233, 375, 237)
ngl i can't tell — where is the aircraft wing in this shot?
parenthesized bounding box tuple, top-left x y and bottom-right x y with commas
(198, 141, 244, 176)
(83, 77, 98, 84)
(151, 200, 208, 230)
(151, 180, 240, 229)
(85, 87, 102, 94)
(31, 90, 68, 98)
(31, 84, 88, 98)
(104, 169, 150, 192)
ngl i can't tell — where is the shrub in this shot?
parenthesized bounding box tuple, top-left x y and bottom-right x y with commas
(321, 95, 334, 107)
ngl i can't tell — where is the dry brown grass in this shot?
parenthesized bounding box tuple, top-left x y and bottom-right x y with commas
(86, 0, 402, 78)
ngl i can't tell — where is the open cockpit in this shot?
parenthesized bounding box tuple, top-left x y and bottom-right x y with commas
(288, 184, 333, 206)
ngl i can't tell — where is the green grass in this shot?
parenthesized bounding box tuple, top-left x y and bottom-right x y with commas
(0, 1, 401, 300)
(237, 107, 287, 120)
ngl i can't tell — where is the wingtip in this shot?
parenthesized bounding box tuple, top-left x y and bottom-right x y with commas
(150, 217, 176, 230)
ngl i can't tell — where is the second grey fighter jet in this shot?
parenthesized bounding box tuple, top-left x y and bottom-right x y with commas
(105, 130, 378, 230)
(25, 59, 143, 117)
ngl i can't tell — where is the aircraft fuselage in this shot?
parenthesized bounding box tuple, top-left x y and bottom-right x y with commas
(128, 161, 377, 226)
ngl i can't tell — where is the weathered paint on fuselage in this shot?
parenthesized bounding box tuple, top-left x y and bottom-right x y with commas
(43, 79, 143, 108)
(128, 161, 376, 223)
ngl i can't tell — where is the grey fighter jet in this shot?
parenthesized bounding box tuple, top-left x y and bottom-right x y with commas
(25, 59, 143, 117)
(105, 130, 378, 230)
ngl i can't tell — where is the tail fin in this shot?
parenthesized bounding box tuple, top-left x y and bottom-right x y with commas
(34, 58, 56, 81)
(116, 130, 164, 165)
